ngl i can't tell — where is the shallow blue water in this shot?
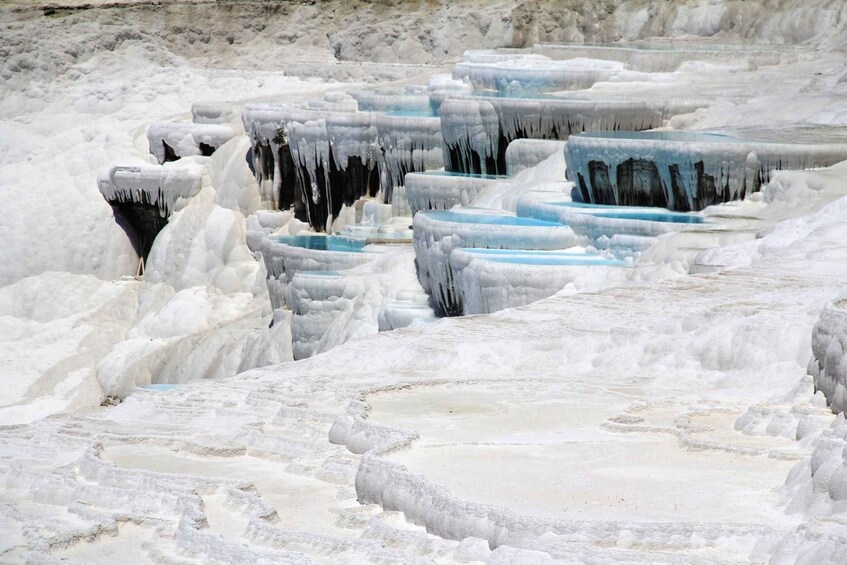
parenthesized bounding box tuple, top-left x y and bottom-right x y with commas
(270, 235, 367, 253)
(523, 202, 705, 224)
(591, 210, 704, 224)
(138, 384, 179, 392)
(424, 210, 562, 227)
(471, 90, 559, 100)
(461, 247, 625, 266)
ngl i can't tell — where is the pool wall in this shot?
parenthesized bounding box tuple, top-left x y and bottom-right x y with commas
(260, 236, 373, 309)
(450, 248, 623, 315)
(375, 113, 444, 210)
(566, 133, 847, 211)
(413, 210, 579, 316)
(439, 97, 701, 176)
(405, 172, 503, 216)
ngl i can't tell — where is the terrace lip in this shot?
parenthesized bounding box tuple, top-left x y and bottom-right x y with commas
(575, 130, 739, 143)
(459, 247, 627, 267)
(540, 202, 707, 224)
(422, 209, 564, 227)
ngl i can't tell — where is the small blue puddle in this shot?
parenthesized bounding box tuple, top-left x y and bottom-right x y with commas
(138, 384, 179, 392)
(471, 90, 561, 100)
(424, 210, 562, 227)
(341, 229, 412, 241)
(270, 235, 367, 253)
(591, 211, 704, 224)
(461, 248, 625, 266)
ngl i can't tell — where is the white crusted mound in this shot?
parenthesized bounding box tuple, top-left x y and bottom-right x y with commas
(504, 138, 566, 175)
(147, 122, 238, 164)
(191, 102, 237, 125)
(810, 300, 847, 415)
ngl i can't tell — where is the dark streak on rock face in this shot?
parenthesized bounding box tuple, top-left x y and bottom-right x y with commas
(578, 158, 764, 211)
(294, 153, 380, 232)
(444, 122, 564, 176)
(382, 142, 430, 204)
(276, 142, 301, 213)
(106, 194, 170, 268)
(615, 158, 667, 208)
(162, 141, 179, 163)
(198, 142, 215, 156)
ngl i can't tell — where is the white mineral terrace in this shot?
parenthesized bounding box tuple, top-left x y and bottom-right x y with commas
(146, 122, 238, 164)
(97, 161, 204, 216)
(375, 112, 443, 201)
(439, 95, 704, 174)
(405, 171, 503, 216)
(566, 130, 847, 211)
(7, 1, 847, 561)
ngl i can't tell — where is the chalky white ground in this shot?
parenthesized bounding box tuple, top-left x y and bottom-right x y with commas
(5, 1, 847, 562)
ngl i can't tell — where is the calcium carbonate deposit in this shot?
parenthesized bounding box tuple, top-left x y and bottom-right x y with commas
(4, 1, 847, 563)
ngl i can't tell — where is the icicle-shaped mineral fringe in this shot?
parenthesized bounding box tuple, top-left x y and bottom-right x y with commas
(285, 112, 381, 232)
(440, 96, 702, 175)
(565, 131, 847, 211)
(404, 172, 501, 216)
(376, 113, 444, 208)
(242, 103, 357, 211)
(147, 122, 237, 164)
(97, 162, 203, 218)
(243, 104, 317, 210)
(243, 102, 381, 231)
(412, 209, 579, 316)
(439, 98, 501, 174)
(287, 119, 332, 209)
(98, 162, 204, 264)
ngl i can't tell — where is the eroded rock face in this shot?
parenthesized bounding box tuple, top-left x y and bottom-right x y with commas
(97, 163, 204, 270)
(108, 198, 171, 264)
